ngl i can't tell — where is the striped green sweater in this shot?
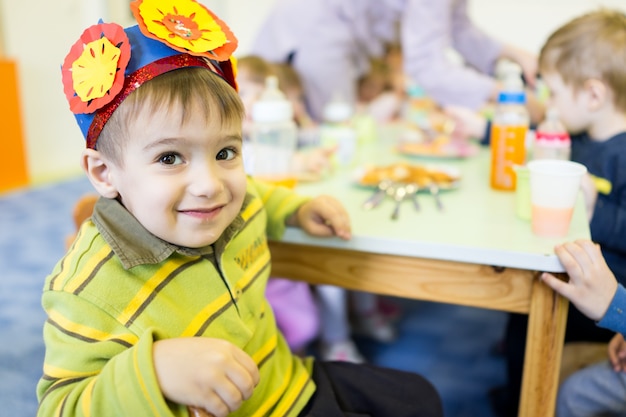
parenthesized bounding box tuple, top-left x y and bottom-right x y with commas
(37, 178, 314, 416)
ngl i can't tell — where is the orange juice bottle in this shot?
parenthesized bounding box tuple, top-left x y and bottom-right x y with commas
(490, 78, 529, 191)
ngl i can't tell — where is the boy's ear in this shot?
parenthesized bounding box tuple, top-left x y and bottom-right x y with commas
(584, 78, 607, 111)
(80, 149, 119, 199)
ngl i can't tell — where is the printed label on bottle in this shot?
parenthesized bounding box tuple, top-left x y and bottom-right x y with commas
(490, 124, 527, 190)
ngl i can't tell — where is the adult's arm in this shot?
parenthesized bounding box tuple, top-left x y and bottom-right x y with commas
(401, 0, 501, 109)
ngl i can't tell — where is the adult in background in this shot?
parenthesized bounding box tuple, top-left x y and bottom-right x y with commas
(251, 0, 540, 124)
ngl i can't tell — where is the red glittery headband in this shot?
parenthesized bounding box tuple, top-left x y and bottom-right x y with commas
(85, 54, 229, 148)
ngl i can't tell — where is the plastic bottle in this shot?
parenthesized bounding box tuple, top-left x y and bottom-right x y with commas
(250, 75, 298, 188)
(490, 70, 529, 191)
(533, 108, 571, 161)
(403, 84, 436, 128)
(320, 95, 358, 167)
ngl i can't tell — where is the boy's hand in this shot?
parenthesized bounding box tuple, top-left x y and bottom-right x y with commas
(608, 333, 626, 372)
(287, 195, 351, 240)
(153, 337, 259, 417)
(540, 240, 618, 321)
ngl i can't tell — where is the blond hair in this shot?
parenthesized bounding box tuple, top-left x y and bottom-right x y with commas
(539, 9, 626, 112)
(236, 55, 276, 85)
(98, 67, 244, 165)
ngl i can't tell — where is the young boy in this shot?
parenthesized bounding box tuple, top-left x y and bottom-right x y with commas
(494, 9, 626, 416)
(541, 240, 626, 417)
(37, 1, 443, 416)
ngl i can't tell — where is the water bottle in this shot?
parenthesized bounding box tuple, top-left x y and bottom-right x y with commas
(533, 108, 571, 161)
(320, 95, 358, 167)
(490, 70, 529, 191)
(249, 76, 298, 188)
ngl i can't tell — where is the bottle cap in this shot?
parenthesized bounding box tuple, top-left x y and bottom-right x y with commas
(535, 131, 571, 143)
(252, 76, 294, 123)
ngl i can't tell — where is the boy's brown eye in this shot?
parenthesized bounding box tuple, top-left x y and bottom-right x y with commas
(159, 154, 181, 165)
(217, 148, 236, 161)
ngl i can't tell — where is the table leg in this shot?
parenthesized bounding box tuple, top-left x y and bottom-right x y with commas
(518, 274, 569, 417)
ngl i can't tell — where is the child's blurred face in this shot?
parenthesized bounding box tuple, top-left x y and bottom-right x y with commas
(106, 99, 247, 248)
(359, 74, 387, 103)
(236, 68, 265, 118)
(542, 71, 591, 134)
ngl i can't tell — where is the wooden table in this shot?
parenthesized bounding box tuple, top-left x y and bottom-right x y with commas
(268, 140, 590, 417)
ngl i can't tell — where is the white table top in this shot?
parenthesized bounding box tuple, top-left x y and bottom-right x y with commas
(280, 138, 591, 273)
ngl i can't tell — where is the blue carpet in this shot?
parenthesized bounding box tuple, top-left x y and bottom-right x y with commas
(0, 176, 506, 416)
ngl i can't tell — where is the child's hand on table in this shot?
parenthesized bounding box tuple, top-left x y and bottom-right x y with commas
(153, 337, 259, 417)
(287, 195, 351, 240)
(541, 239, 618, 322)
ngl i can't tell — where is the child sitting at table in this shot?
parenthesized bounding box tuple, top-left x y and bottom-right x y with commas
(38, 1, 444, 416)
(541, 239, 626, 417)
(237, 55, 334, 180)
(356, 45, 405, 124)
(493, 9, 626, 416)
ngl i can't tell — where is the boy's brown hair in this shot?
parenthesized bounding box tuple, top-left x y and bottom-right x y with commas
(98, 68, 244, 165)
(539, 9, 626, 112)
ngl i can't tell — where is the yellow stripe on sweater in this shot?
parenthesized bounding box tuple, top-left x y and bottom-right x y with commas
(251, 334, 277, 365)
(80, 378, 96, 416)
(238, 248, 270, 291)
(241, 197, 263, 222)
(116, 256, 191, 325)
(43, 363, 98, 380)
(182, 251, 270, 337)
(63, 246, 112, 294)
(133, 343, 162, 416)
(48, 309, 139, 346)
(269, 371, 311, 417)
(181, 290, 234, 337)
(53, 398, 64, 417)
(251, 358, 295, 417)
(50, 235, 107, 292)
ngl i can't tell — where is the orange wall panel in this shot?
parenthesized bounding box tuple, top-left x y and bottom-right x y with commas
(0, 59, 29, 192)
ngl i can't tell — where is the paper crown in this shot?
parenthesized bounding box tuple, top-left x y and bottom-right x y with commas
(61, 0, 238, 149)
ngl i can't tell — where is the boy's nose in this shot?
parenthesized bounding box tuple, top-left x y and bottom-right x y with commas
(188, 162, 224, 197)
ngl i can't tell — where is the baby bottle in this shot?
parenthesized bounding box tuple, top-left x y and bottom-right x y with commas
(533, 107, 571, 161)
(250, 76, 298, 188)
(320, 95, 358, 167)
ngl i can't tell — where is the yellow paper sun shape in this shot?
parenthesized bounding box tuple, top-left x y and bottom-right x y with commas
(72, 37, 121, 102)
(131, 0, 237, 61)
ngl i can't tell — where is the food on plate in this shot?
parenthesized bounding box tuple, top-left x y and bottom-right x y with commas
(358, 162, 459, 188)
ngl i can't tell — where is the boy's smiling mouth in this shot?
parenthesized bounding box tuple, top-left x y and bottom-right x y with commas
(179, 206, 224, 220)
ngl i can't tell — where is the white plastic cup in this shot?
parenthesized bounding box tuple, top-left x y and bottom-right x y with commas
(527, 160, 587, 237)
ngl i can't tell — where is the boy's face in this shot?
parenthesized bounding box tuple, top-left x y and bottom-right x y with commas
(106, 100, 247, 248)
(542, 71, 591, 134)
